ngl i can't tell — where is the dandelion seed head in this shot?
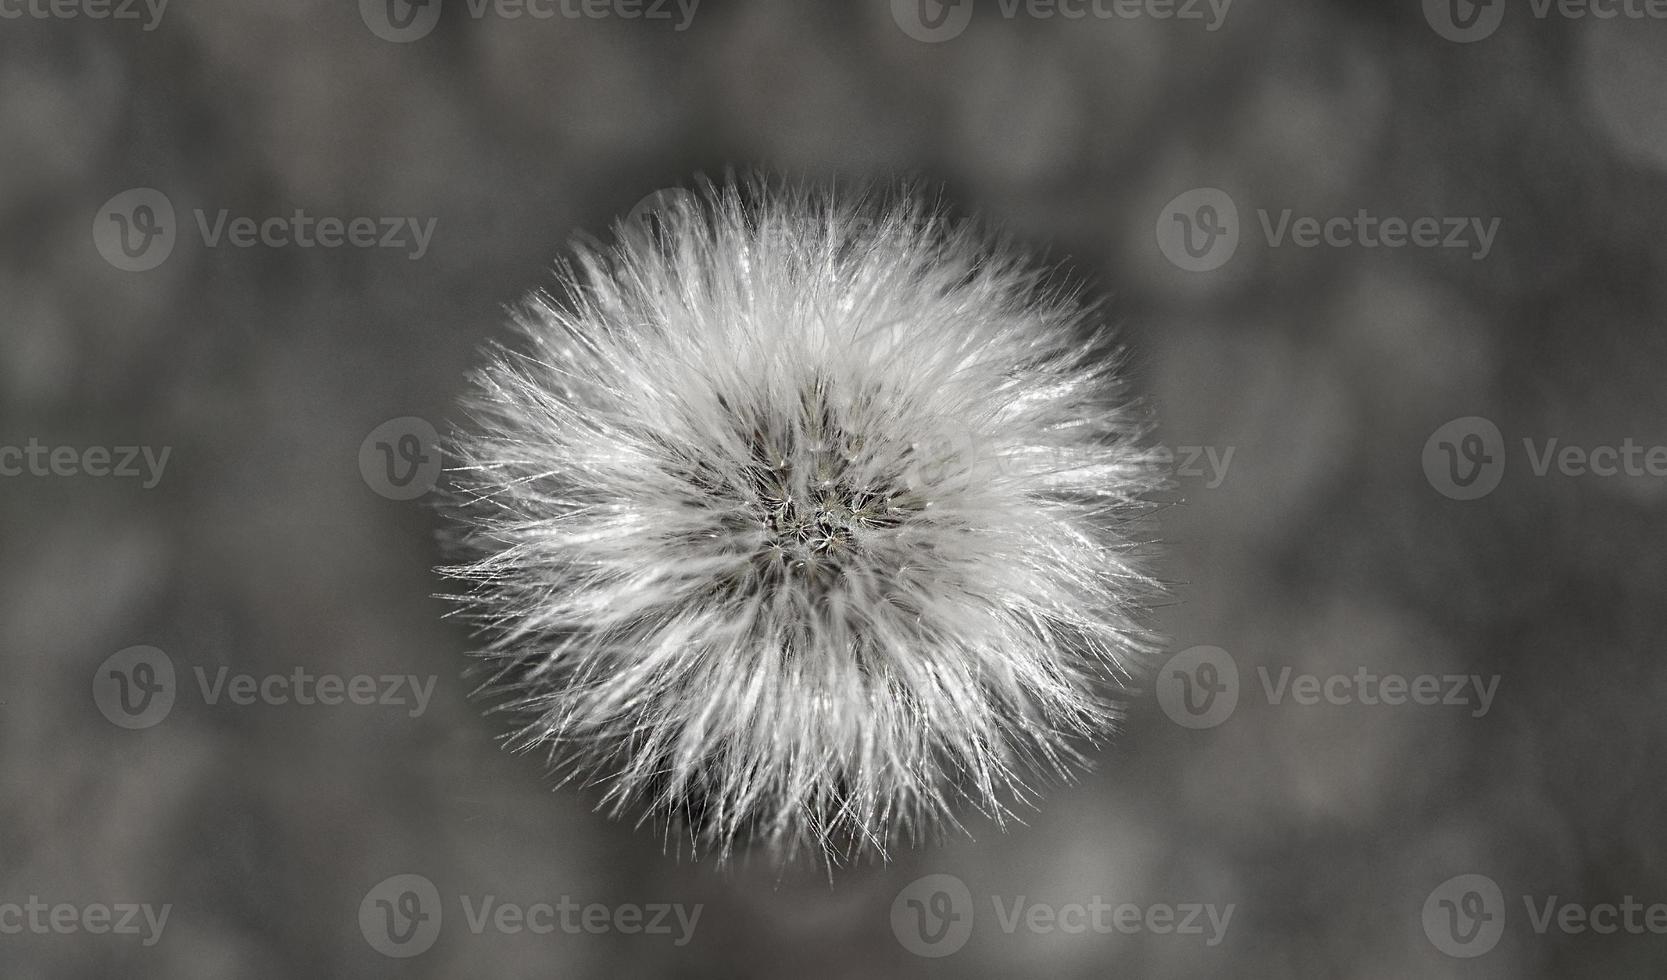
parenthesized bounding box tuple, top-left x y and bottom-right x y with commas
(442, 178, 1163, 863)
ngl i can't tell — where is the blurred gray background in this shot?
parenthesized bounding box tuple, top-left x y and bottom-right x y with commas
(5, 0, 1667, 976)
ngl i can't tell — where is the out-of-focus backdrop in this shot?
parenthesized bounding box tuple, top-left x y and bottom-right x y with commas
(5, 1, 1667, 976)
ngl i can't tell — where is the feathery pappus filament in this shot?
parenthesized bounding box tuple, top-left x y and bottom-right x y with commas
(441, 177, 1163, 863)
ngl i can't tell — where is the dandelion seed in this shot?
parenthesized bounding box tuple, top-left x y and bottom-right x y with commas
(441, 177, 1164, 863)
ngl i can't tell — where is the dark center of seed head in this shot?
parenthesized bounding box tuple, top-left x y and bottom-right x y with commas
(748, 435, 907, 577)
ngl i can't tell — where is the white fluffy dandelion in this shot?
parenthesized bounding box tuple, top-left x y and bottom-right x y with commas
(442, 178, 1163, 863)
